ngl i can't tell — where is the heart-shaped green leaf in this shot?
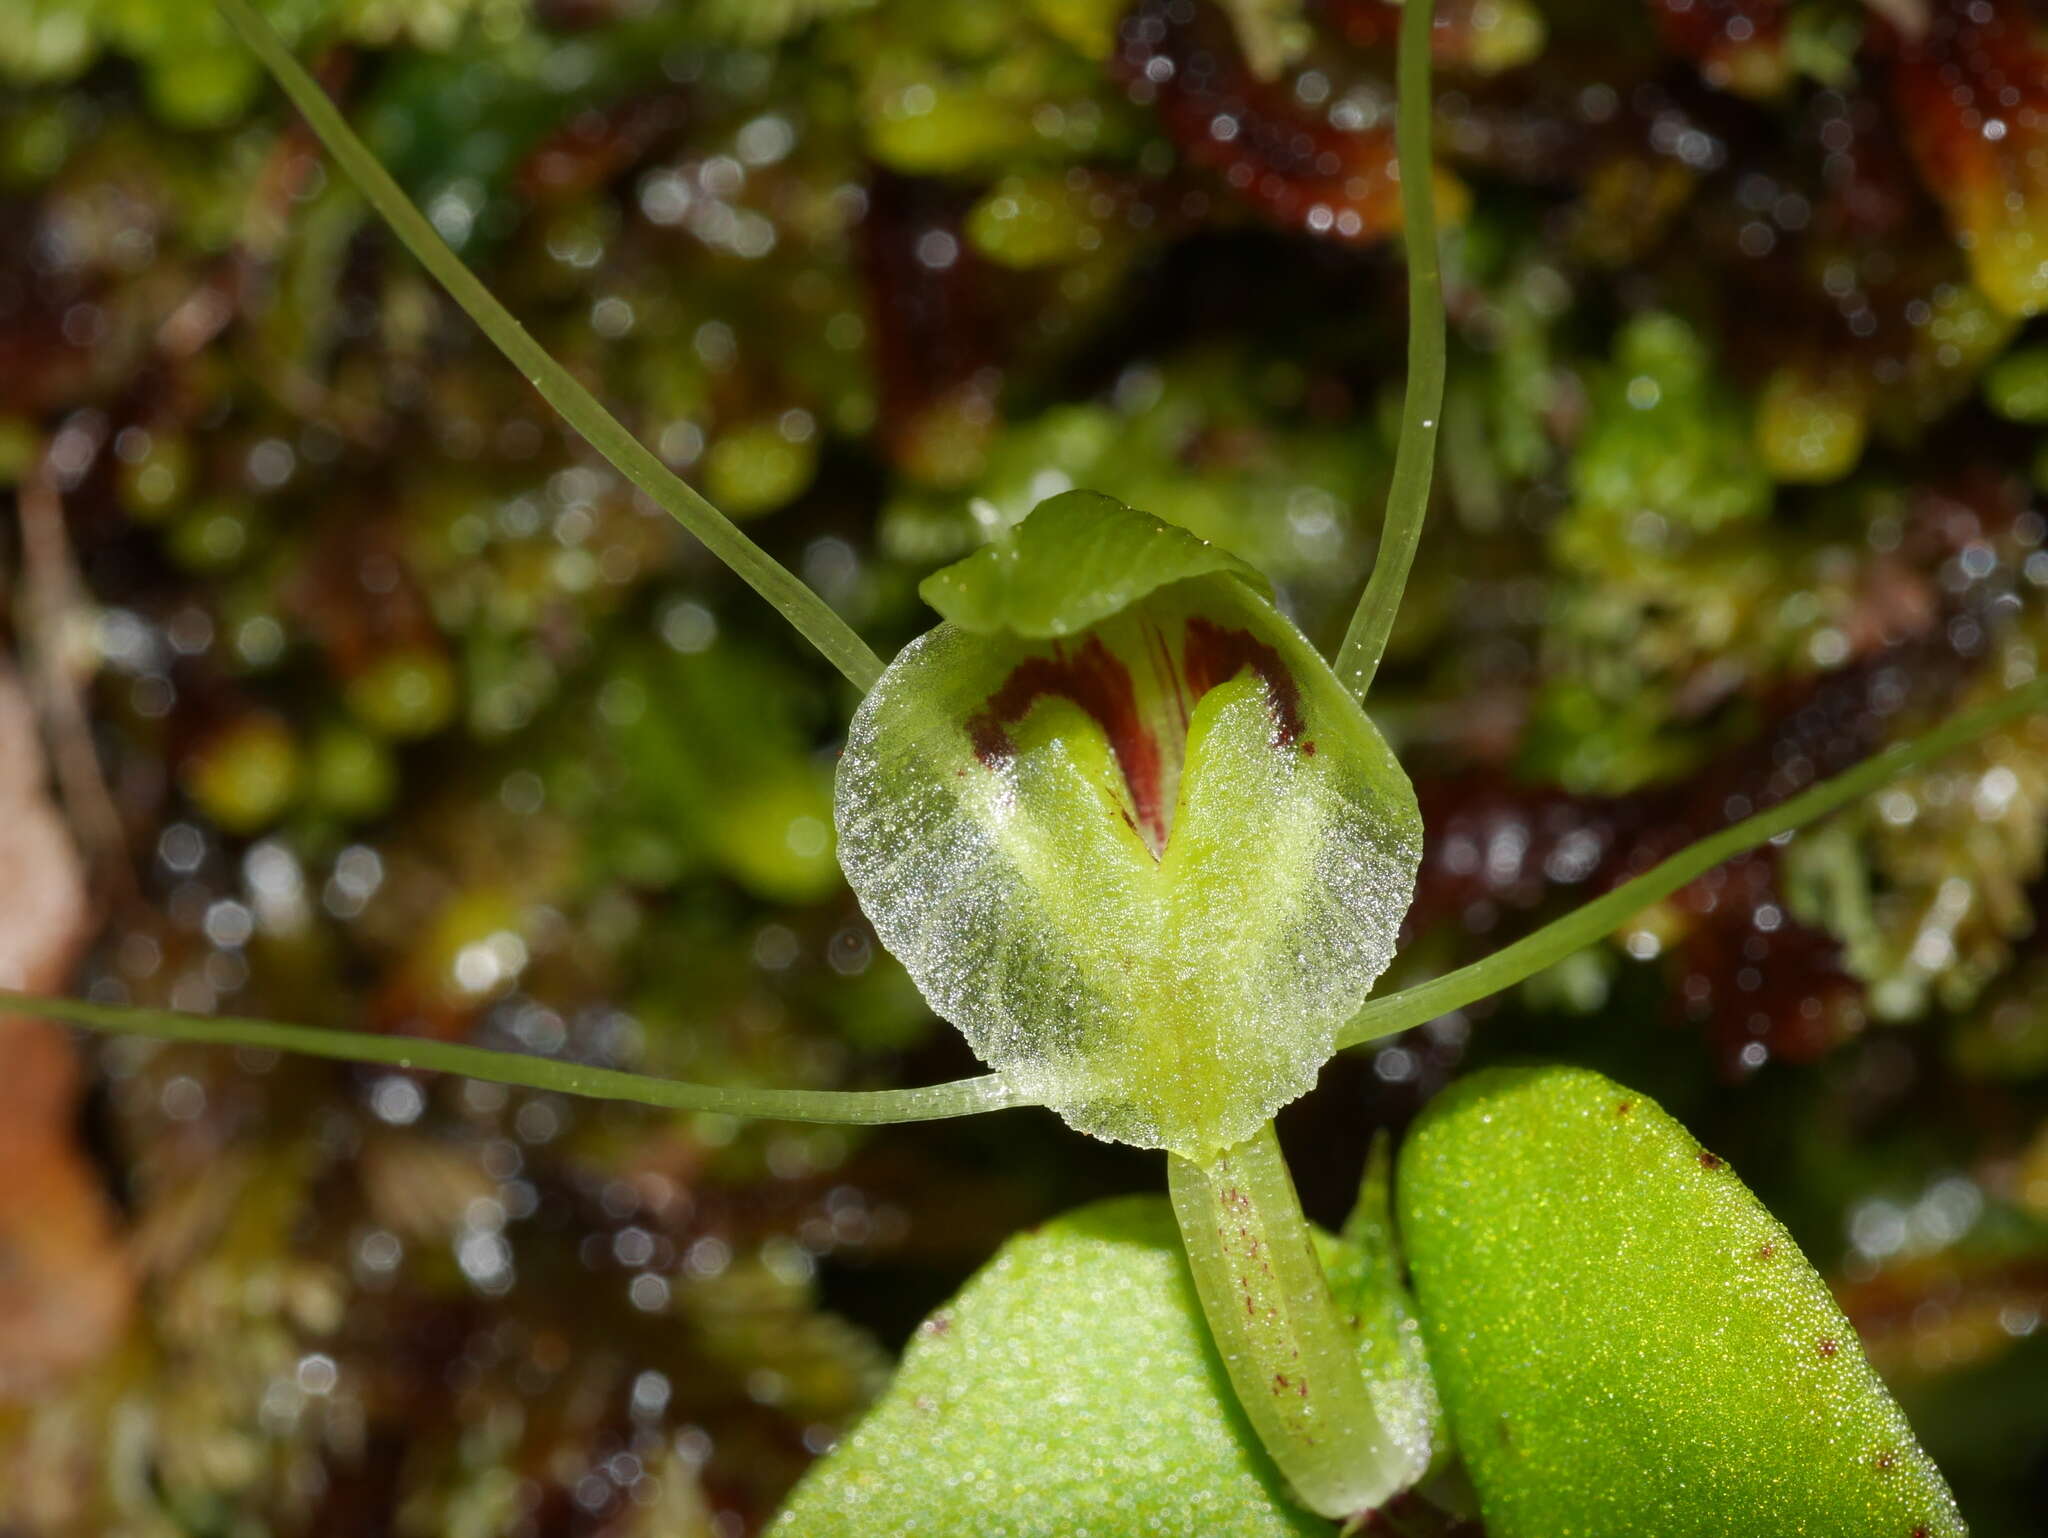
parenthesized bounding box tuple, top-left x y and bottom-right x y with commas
(1397, 1066, 1965, 1537)
(771, 1194, 1426, 1538)
(838, 505, 1421, 1156)
(918, 489, 1272, 639)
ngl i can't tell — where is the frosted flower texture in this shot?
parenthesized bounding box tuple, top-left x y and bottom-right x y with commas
(835, 567, 1421, 1156)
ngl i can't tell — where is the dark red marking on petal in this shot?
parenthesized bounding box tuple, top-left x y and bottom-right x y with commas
(1698, 1150, 1724, 1170)
(1145, 618, 1194, 736)
(1817, 1337, 1840, 1358)
(970, 637, 1170, 850)
(968, 617, 1307, 855)
(1183, 617, 1305, 747)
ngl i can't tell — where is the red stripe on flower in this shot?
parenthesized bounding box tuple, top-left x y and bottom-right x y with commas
(969, 618, 1307, 856)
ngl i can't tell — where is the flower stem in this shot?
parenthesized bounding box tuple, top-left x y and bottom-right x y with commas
(0, 991, 1021, 1124)
(1168, 1121, 1405, 1520)
(1339, 672, 2048, 1049)
(211, 0, 884, 694)
(1335, 0, 1444, 705)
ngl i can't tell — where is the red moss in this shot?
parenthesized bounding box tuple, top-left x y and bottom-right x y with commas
(1651, 0, 1789, 95)
(1316, 0, 1521, 65)
(860, 174, 1003, 477)
(520, 94, 689, 202)
(969, 618, 1308, 853)
(1883, 0, 2048, 315)
(1406, 618, 1996, 1075)
(1114, 1, 1405, 244)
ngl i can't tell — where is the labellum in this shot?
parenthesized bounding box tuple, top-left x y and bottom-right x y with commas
(835, 492, 1422, 1157)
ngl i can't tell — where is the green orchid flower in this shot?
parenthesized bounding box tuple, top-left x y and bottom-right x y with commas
(12, 1, 2036, 1532)
(841, 491, 1421, 1157)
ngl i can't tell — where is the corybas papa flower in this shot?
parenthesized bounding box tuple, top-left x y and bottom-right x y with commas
(835, 492, 1422, 1157)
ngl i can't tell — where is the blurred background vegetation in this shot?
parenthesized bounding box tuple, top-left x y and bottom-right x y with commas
(2, 0, 2048, 1531)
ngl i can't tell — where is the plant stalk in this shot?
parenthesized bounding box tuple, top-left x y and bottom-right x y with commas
(1335, 0, 1444, 705)
(1168, 1121, 1405, 1520)
(0, 991, 1022, 1124)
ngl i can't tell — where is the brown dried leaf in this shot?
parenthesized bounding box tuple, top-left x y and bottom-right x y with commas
(0, 657, 127, 1399)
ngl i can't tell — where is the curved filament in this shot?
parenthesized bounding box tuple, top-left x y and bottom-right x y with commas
(212, 0, 884, 693)
(1335, 0, 1446, 704)
(0, 992, 1023, 1125)
(1340, 673, 2048, 1049)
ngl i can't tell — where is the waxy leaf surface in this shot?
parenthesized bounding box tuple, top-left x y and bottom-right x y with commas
(1398, 1066, 1965, 1537)
(838, 543, 1420, 1155)
(918, 489, 1271, 639)
(772, 1196, 1410, 1538)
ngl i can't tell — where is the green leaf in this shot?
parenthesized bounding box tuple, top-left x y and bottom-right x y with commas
(837, 564, 1420, 1156)
(769, 1196, 1331, 1538)
(1397, 1066, 1965, 1538)
(918, 490, 1271, 640)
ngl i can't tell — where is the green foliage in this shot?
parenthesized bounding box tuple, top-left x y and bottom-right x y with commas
(16, 0, 2048, 1524)
(1564, 312, 1772, 546)
(183, 714, 303, 833)
(1872, 283, 2019, 441)
(838, 0, 1134, 177)
(1, 0, 528, 128)
(1783, 652, 2048, 1022)
(965, 172, 1118, 268)
(880, 359, 1391, 601)
(579, 640, 842, 904)
(1983, 346, 2048, 424)
(919, 490, 1270, 638)
(772, 1196, 1331, 1538)
(1399, 1066, 1963, 1537)
(1755, 365, 1869, 484)
(1521, 312, 1782, 791)
(306, 721, 397, 821)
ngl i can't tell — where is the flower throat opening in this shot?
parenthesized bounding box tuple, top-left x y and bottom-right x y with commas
(966, 615, 1308, 858)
